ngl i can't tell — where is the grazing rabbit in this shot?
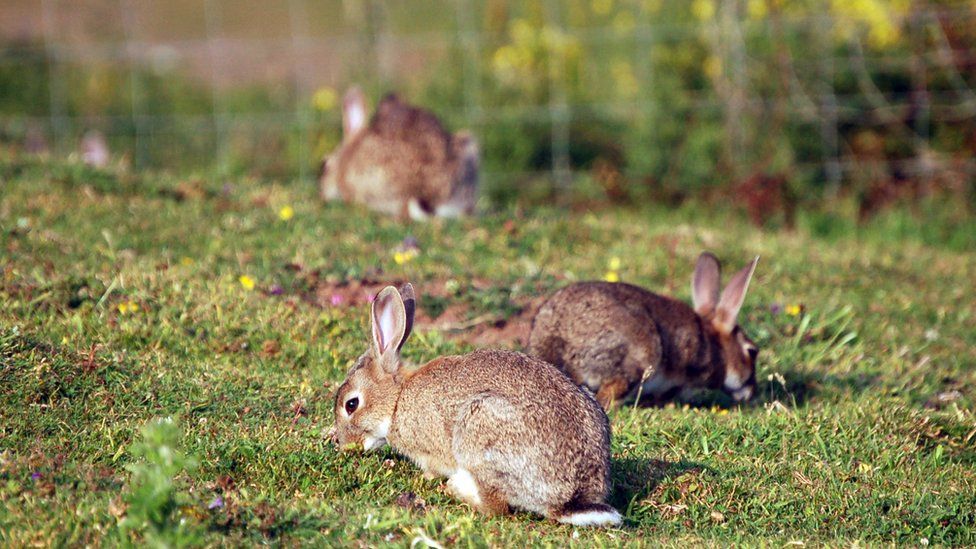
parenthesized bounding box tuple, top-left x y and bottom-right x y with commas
(528, 252, 760, 408)
(319, 87, 479, 221)
(328, 283, 621, 527)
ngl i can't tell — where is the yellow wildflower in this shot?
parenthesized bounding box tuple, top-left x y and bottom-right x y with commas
(278, 205, 294, 221)
(312, 87, 338, 112)
(604, 271, 620, 283)
(704, 55, 722, 80)
(786, 304, 802, 316)
(117, 300, 139, 314)
(611, 60, 639, 98)
(868, 23, 899, 49)
(511, 19, 536, 47)
(643, 0, 662, 13)
(394, 248, 420, 265)
(608, 256, 622, 271)
(691, 0, 715, 20)
(747, 0, 767, 19)
(592, 0, 613, 16)
(540, 25, 569, 53)
(239, 275, 256, 290)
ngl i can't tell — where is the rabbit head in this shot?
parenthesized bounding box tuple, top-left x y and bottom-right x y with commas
(436, 129, 479, 218)
(691, 252, 760, 402)
(330, 284, 415, 451)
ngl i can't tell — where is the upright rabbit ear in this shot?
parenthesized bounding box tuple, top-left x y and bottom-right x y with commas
(397, 283, 416, 354)
(370, 284, 416, 374)
(371, 286, 405, 373)
(713, 256, 759, 334)
(692, 252, 721, 316)
(342, 87, 367, 140)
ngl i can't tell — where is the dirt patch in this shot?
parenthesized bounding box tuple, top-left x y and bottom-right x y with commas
(416, 296, 544, 349)
(304, 276, 404, 310)
(294, 271, 544, 349)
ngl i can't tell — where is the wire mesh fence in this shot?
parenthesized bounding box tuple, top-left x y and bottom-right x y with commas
(2, 0, 975, 206)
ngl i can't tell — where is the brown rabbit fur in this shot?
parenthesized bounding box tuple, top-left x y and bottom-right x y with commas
(329, 284, 621, 527)
(320, 87, 479, 221)
(528, 252, 760, 409)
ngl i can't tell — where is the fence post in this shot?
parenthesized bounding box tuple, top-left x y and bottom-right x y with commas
(203, 0, 226, 178)
(818, 11, 842, 195)
(119, 0, 147, 169)
(289, 0, 311, 183)
(635, 0, 655, 187)
(40, 0, 68, 156)
(544, 0, 572, 194)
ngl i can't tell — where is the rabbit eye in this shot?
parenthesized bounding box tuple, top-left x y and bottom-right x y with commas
(344, 397, 359, 415)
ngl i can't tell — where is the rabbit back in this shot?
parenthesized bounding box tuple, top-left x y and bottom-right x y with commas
(390, 349, 612, 518)
(529, 281, 712, 406)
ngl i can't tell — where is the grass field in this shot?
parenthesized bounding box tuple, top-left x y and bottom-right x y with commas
(1, 158, 974, 546)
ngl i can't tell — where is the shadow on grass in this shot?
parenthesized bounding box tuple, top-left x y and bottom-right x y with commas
(634, 368, 882, 410)
(609, 456, 707, 517)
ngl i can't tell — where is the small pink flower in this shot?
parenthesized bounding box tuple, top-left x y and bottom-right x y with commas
(330, 293, 344, 307)
(208, 496, 224, 509)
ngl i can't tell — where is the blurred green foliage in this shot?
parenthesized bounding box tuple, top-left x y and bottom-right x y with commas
(118, 418, 203, 548)
(0, 0, 973, 215)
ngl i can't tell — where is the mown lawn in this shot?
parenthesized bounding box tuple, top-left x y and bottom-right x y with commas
(1, 158, 974, 546)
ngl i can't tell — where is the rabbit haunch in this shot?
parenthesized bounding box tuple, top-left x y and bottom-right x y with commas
(329, 284, 620, 526)
(320, 88, 479, 221)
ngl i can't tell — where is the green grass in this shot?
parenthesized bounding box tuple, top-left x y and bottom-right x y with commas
(1, 157, 974, 546)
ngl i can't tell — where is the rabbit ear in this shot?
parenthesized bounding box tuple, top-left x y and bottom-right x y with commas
(713, 256, 759, 334)
(692, 252, 721, 316)
(397, 283, 416, 354)
(342, 87, 367, 140)
(370, 284, 412, 373)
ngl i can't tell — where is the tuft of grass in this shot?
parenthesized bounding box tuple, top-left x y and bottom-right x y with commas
(118, 418, 202, 548)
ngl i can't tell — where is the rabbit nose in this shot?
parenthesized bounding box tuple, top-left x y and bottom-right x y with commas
(326, 426, 338, 445)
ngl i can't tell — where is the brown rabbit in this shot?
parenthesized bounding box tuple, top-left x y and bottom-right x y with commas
(528, 252, 760, 408)
(319, 87, 479, 221)
(328, 283, 621, 527)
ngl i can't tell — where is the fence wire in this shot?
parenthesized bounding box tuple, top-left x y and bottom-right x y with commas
(3, 0, 975, 195)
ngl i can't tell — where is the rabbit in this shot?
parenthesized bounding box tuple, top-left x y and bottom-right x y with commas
(528, 252, 760, 409)
(319, 87, 479, 221)
(328, 283, 621, 527)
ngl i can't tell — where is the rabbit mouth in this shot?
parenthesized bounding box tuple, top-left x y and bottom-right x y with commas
(362, 435, 388, 451)
(362, 418, 392, 451)
(730, 385, 754, 402)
